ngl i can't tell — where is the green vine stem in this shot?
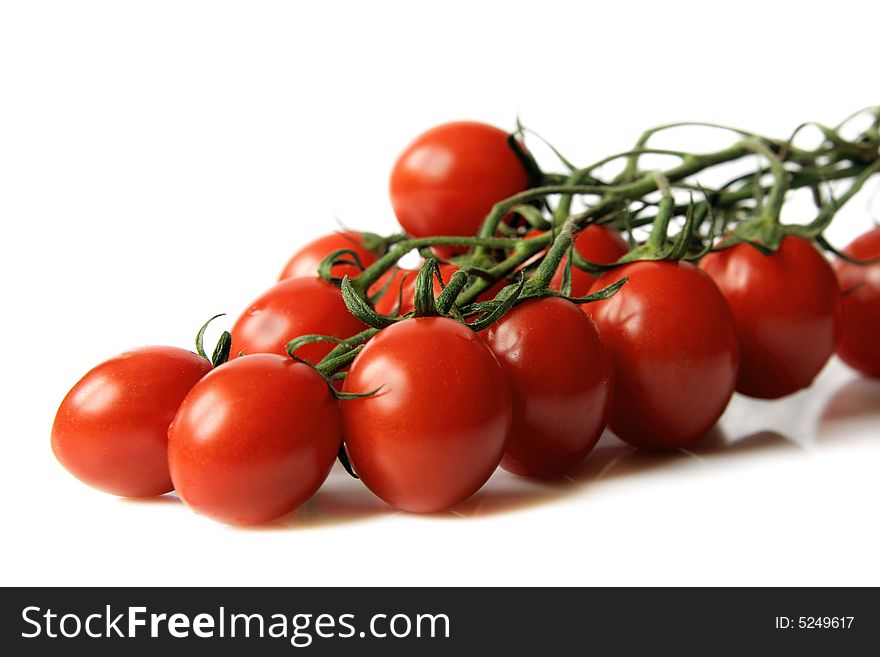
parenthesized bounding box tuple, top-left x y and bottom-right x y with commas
(313, 108, 879, 317)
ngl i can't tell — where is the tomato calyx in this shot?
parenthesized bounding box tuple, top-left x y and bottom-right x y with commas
(194, 314, 232, 367)
(507, 125, 544, 190)
(284, 331, 382, 401)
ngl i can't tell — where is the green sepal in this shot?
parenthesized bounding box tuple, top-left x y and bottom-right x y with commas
(467, 273, 528, 332)
(211, 331, 232, 367)
(340, 276, 399, 329)
(337, 444, 359, 479)
(317, 248, 368, 284)
(412, 259, 442, 318)
(195, 313, 225, 360)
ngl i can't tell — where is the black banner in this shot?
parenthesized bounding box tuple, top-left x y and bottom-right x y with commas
(1, 587, 876, 654)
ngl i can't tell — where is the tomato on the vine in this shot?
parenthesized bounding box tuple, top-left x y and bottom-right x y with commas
(279, 231, 377, 281)
(341, 317, 511, 512)
(389, 121, 529, 258)
(549, 225, 629, 296)
(586, 261, 739, 449)
(700, 235, 841, 399)
(230, 277, 365, 363)
(833, 227, 880, 378)
(168, 354, 341, 525)
(371, 262, 505, 316)
(51, 346, 212, 497)
(484, 296, 612, 476)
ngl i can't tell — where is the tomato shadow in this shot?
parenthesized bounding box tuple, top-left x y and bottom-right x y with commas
(206, 420, 817, 528)
(117, 492, 183, 505)
(817, 375, 880, 444)
(240, 466, 399, 531)
(439, 427, 802, 519)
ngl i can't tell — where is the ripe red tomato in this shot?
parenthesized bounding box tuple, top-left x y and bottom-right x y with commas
(389, 121, 529, 250)
(230, 277, 365, 362)
(279, 231, 377, 281)
(341, 317, 511, 512)
(51, 346, 212, 497)
(833, 227, 880, 378)
(168, 354, 341, 525)
(549, 225, 630, 296)
(701, 236, 841, 398)
(483, 296, 612, 476)
(586, 261, 739, 449)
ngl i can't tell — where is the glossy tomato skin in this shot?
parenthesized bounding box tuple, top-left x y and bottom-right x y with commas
(279, 231, 376, 281)
(549, 225, 630, 297)
(342, 317, 511, 513)
(51, 346, 212, 497)
(833, 227, 880, 378)
(230, 277, 365, 363)
(390, 121, 529, 245)
(586, 261, 739, 449)
(701, 236, 841, 398)
(484, 297, 612, 477)
(168, 354, 341, 525)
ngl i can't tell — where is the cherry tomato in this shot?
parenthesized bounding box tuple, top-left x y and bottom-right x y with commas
(230, 277, 365, 363)
(700, 236, 841, 398)
(390, 121, 529, 250)
(586, 261, 739, 449)
(279, 231, 376, 281)
(484, 296, 612, 476)
(549, 225, 630, 296)
(833, 227, 880, 378)
(341, 317, 511, 512)
(168, 354, 340, 525)
(51, 346, 212, 497)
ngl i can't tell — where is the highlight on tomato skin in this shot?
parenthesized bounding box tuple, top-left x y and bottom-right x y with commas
(389, 121, 530, 245)
(585, 260, 739, 450)
(167, 354, 342, 526)
(278, 231, 377, 282)
(340, 316, 512, 513)
(700, 235, 841, 399)
(483, 296, 613, 477)
(50, 346, 213, 498)
(833, 227, 880, 378)
(230, 276, 366, 363)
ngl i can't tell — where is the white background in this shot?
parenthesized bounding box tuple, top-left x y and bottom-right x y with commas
(2, 0, 878, 586)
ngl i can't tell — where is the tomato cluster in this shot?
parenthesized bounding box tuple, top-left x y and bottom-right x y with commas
(51, 118, 880, 526)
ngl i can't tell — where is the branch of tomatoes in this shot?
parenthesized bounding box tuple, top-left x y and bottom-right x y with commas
(259, 109, 879, 454)
(313, 107, 880, 317)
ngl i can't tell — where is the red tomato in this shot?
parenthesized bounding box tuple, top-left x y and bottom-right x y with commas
(701, 236, 841, 398)
(549, 225, 630, 296)
(833, 227, 880, 378)
(230, 277, 365, 363)
(279, 231, 377, 281)
(51, 346, 212, 497)
(389, 121, 529, 248)
(483, 297, 612, 476)
(341, 317, 511, 512)
(586, 261, 739, 449)
(168, 354, 341, 525)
